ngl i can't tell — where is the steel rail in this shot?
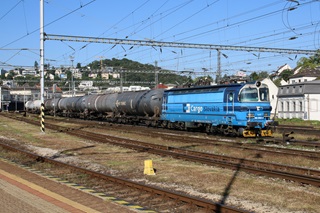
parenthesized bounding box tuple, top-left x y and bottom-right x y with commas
(0, 141, 249, 213)
(3, 113, 320, 187)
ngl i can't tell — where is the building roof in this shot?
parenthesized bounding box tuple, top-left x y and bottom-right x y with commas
(278, 80, 320, 97)
(290, 67, 320, 79)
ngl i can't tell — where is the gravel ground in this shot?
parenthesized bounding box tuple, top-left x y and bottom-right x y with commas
(1, 114, 319, 213)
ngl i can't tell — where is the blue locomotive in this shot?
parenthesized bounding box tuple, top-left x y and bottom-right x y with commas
(25, 81, 275, 137)
(160, 81, 273, 137)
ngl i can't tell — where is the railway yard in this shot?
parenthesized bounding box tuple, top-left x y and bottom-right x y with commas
(1, 112, 320, 213)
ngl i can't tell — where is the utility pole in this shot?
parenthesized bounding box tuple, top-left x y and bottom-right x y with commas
(70, 55, 75, 97)
(154, 61, 158, 89)
(216, 50, 221, 84)
(40, 0, 45, 133)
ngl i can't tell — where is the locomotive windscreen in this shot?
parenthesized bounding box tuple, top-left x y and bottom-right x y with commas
(239, 86, 269, 102)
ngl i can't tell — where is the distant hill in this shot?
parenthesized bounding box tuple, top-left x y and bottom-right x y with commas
(87, 58, 191, 86)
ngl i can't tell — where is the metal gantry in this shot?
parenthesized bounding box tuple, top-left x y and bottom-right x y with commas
(45, 34, 317, 55)
(45, 33, 318, 84)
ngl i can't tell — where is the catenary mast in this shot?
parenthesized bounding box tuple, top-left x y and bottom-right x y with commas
(40, 0, 45, 132)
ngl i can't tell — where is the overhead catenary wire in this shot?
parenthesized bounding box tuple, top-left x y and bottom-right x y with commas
(0, 0, 319, 75)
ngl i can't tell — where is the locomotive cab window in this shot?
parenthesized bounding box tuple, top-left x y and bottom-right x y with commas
(239, 86, 269, 102)
(259, 87, 269, 102)
(239, 88, 258, 102)
(228, 92, 234, 102)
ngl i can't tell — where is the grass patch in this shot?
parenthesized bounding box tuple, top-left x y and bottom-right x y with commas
(276, 118, 320, 127)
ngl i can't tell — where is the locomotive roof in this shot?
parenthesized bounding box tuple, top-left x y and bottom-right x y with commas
(165, 83, 245, 92)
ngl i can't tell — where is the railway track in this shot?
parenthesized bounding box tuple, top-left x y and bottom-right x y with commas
(276, 125, 320, 137)
(35, 114, 320, 159)
(0, 141, 248, 213)
(3, 112, 320, 188)
(95, 124, 320, 159)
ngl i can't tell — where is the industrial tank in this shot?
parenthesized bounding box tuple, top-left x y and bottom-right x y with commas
(85, 95, 100, 111)
(114, 89, 164, 116)
(44, 98, 61, 111)
(65, 96, 83, 112)
(95, 93, 118, 112)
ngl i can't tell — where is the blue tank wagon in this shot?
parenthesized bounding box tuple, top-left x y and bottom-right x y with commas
(160, 82, 274, 137)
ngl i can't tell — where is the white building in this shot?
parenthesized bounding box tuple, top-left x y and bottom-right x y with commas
(22, 70, 37, 76)
(78, 81, 98, 91)
(277, 80, 320, 120)
(288, 68, 319, 84)
(261, 77, 278, 116)
(105, 85, 150, 93)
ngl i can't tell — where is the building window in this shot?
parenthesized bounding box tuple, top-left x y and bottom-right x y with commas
(287, 101, 290, 112)
(293, 101, 296, 112)
(281, 102, 284, 111)
(299, 101, 303, 112)
(304, 79, 307, 82)
(292, 80, 295, 83)
(299, 86, 302, 92)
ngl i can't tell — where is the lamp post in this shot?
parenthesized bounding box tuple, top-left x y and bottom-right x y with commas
(15, 95, 17, 112)
(53, 84, 56, 117)
(0, 86, 2, 111)
(23, 76, 26, 111)
(154, 61, 158, 89)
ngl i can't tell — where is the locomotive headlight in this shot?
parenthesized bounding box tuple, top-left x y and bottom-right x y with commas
(256, 81, 261, 87)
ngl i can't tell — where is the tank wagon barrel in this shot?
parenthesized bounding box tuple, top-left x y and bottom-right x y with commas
(114, 89, 164, 117)
(25, 100, 42, 113)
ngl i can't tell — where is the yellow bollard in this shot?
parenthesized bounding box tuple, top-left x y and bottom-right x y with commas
(144, 160, 155, 175)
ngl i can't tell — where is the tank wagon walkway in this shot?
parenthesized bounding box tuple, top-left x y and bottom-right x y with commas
(0, 159, 136, 213)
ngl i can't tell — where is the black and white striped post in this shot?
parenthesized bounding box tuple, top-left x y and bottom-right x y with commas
(40, 0, 45, 133)
(40, 103, 45, 132)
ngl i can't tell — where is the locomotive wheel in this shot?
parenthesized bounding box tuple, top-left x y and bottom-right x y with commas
(178, 122, 185, 130)
(205, 124, 212, 133)
(161, 121, 168, 128)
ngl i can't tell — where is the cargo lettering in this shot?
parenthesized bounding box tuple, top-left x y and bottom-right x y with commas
(184, 104, 219, 113)
(191, 105, 203, 113)
(203, 106, 219, 112)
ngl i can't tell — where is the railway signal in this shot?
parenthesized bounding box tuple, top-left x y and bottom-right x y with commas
(282, 131, 294, 143)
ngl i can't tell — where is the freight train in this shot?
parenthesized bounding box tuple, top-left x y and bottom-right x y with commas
(25, 81, 276, 137)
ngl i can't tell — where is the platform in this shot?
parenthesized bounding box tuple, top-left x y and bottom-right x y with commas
(0, 159, 138, 213)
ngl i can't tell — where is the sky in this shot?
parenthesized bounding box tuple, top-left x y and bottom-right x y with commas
(1, 0, 320, 79)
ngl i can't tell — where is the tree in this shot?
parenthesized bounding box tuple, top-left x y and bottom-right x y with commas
(280, 69, 294, 82)
(258, 71, 269, 79)
(249, 72, 259, 81)
(34, 61, 39, 70)
(273, 78, 281, 87)
(297, 50, 320, 68)
(6, 71, 15, 80)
